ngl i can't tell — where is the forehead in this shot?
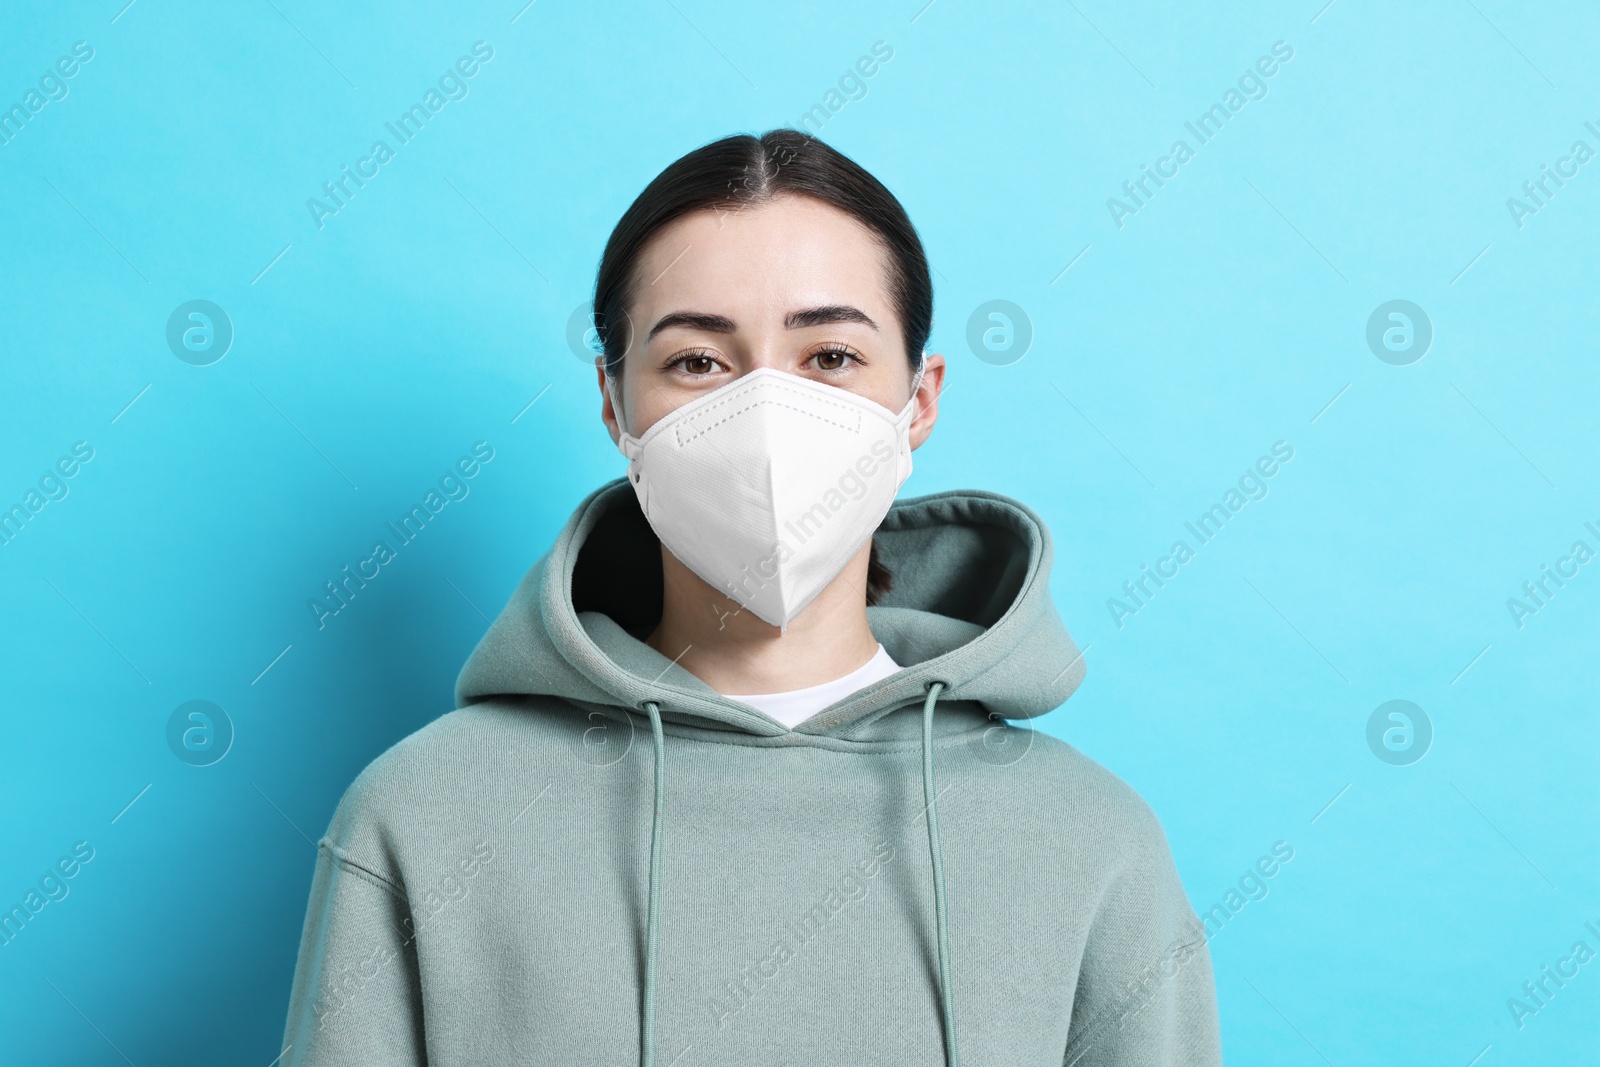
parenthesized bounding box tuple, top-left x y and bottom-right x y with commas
(631, 195, 897, 320)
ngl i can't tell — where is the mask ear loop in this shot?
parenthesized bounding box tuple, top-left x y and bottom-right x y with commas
(889, 352, 930, 489)
(601, 299, 640, 446)
(901, 351, 930, 426)
(607, 366, 638, 457)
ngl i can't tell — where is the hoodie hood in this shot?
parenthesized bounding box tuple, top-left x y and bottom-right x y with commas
(453, 479, 1090, 1066)
(454, 478, 1087, 738)
(278, 479, 1229, 1067)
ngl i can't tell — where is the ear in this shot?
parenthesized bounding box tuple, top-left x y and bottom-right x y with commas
(908, 353, 945, 450)
(597, 362, 623, 446)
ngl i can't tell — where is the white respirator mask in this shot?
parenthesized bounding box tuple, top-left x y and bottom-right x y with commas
(612, 362, 925, 630)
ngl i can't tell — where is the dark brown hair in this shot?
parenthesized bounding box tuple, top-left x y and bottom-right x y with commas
(592, 129, 933, 604)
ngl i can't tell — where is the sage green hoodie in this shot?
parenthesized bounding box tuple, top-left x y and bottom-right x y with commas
(281, 481, 1221, 1066)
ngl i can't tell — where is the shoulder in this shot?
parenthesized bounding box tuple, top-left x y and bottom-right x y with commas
(990, 728, 1176, 872)
(335, 702, 502, 808)
(319, 698, 583, 876)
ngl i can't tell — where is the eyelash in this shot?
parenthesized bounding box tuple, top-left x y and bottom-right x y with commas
(663, 344, 865, 373)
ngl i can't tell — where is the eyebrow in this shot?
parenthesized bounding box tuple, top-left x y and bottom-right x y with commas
(645, 304, 879, 341)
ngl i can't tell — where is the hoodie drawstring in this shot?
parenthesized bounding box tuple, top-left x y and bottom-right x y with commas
(641, 700, 667, 1067)
(637, 687, 959, 1067)
(922, 681, 960, 1067)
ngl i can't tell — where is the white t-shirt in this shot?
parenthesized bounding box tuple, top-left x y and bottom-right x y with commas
(726, 645, 901, 729)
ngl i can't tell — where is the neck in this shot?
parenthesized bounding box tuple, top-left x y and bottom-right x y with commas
(646, 542, 880, 694)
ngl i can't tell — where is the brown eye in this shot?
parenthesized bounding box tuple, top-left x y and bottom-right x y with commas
(812, 345, 858, 372)
(682, 355, 717, 374)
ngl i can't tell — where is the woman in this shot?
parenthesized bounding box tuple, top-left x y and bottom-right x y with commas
(282, 129, 1221, 1066)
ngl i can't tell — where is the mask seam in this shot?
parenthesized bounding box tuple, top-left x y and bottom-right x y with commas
(629, 372, 893, 445)
(621, 369, 921, 455)
(671, 393, 869, 447)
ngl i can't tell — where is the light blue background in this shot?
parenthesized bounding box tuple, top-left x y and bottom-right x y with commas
(3, 1, 1596, 1063)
